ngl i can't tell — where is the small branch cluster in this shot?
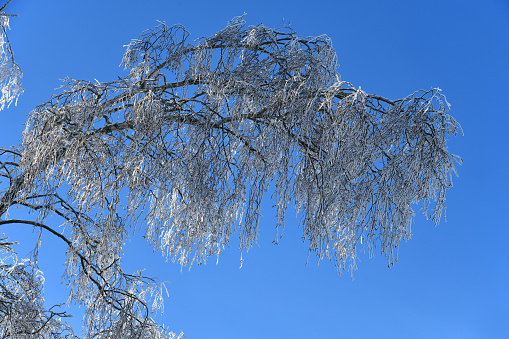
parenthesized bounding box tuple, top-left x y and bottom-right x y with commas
(0, 234, 74, 338)
(0, 0, 22, 111)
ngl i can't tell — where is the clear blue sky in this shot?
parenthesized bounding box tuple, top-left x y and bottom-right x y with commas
(2, 0, 508, 338)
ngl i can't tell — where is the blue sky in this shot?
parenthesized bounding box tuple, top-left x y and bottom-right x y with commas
(2, 0, 508, 338)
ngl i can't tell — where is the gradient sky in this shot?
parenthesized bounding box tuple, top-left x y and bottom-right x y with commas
(2, 0, 508, 338)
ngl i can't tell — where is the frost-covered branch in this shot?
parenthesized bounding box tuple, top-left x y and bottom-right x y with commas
(0, 234, 75, 338)
(0, 16, 460, 338)
(0, 0, 22, 111)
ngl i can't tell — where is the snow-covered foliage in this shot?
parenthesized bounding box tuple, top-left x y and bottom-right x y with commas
(0, 16, 461, 337)
(0, 4, 22, 110)
(0, 234, 74, 338)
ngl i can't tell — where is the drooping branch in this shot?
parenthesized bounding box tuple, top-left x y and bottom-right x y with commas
(14, 17, 461, 272)
(0, 233, 75, 338)
(0, 16, 460, 338)
(0, 0, 22, 110)
(0, 216, 169, 337)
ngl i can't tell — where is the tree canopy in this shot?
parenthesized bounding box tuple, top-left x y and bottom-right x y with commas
(0, 16, 461, 338)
